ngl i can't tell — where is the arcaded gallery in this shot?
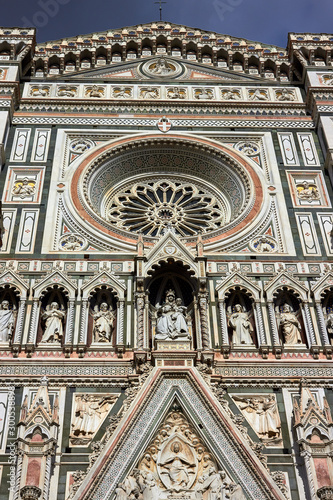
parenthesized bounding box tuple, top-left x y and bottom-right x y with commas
(0, 21, 333, 500)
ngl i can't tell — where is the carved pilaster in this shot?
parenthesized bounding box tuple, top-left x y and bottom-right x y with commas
(14, 298, 26, 344)
(78, 298, 88, 357)
(116, 299, 125, 357)
(268, 301, 282, 358)
(27, 299, 39, 344)
(255, 301, 266, 344)
(64, 298, 75, 344)
(301, 450, 317, 500)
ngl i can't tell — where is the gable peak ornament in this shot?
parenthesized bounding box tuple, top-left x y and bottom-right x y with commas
(157, 116, 172, 133)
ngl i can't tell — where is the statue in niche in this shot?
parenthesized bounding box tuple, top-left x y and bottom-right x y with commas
(228, 304, 254, 345)
(41, 301, 66, 343)
(326, 312, 333, 340)
(155, 289, 190, 341)
(158, 440, 196, 491)
(0, 300, 16, 342)
(280, 304, 302, 345)
(232, 395, 281, 442)
(70, 393, 117, 444)
(92, 302, 115, 342)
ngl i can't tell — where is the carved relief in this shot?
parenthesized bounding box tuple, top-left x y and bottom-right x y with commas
(57, 86, 78, 98)
(232, 395, 282, 447)
(296, 180, 320, 202)
(29, 86, 51, 97)
(112, 86, 133, 98)
(234, 141, 260, 156)
(11, 178, 36, 199)
(69, 138, 94, 154)
(115, 409, 246, 500)
(146, 58, 177, 76)
(220, 88, 242, 100)
(319, 74, 333, 85)
(140, 87, 160, 99)
(251, 235, 278, 253)
(84, 85, 105, 98)
(248, 89, 269, 101)
(167, 86, 187, 99)
(59, 233, 88, 251)
(70, 393, 118, 446)
(194, 88, 214, 100)
(275, 89, 296, 101)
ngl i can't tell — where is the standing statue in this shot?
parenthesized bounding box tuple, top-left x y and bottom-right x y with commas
(155, 290, 190, 341)
(0, 300, 16, 342)
(70, 394, 117, 442)
(195, 468, 228, 500)
(41, 302, 66, 343)
(92, 302, 115, 342)
(280, 304, 302, 344)
(228, 305, 254, 345)
(326, 312, 333, 340)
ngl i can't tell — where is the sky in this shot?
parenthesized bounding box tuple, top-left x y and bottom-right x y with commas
(2, 0, 333, 48)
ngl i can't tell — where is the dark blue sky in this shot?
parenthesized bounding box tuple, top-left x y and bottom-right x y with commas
(2, 0, 333, 47)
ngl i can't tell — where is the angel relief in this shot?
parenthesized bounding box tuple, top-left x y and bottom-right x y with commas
(91, 302, 115, 343)
(41, 301, 66, 344)
(115, 409, 246, 500)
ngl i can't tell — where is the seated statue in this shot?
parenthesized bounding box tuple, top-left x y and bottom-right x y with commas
(93, 302, 115, 343)
(155, 290, 190, 341)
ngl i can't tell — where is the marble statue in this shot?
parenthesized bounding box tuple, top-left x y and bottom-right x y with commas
(155, 290, 190, 341)
(41, 302, 66, 343)
(70, 394, 117, 442)
(0, 300, 16, 342)
(92, 302, 115, 343)
(233, 395, 281, 440)
(228, 305, 254, 345)
(280, 304, 302, 344)
(326, 313, 333, 338)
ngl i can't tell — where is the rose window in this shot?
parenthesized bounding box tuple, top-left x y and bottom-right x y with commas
(105, 179, 225, 237)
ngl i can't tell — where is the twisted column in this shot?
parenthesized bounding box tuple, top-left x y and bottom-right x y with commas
(14, 298, 26, 344)
(315, 301, 330, 345)
(218, 300, 229, 345)
(198, 293, 210, 350)
(303, 302, 316, 346)
(64, 299, 75, 344)
(136, 294, 145, 349)
(116, 299, 125, 345)
(79, 299, 88, 344)
(28, 299, 39, 344)
(267, 301, 280, 345)
(255, 301, 266, 345)
(301, 450, 317, 500)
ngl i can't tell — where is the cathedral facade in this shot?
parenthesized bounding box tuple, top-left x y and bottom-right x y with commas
(0, 22, 333, 500)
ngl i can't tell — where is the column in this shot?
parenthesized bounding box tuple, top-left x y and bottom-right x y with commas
(13, 298, 26, 344)
(301, 450, 317, 500)
(135, 293, 145, 350)
(79, 299, 88, 344)
(302, 302, 316, 346)
(198, 293, 210, 350)
(255, 301, 266, 345)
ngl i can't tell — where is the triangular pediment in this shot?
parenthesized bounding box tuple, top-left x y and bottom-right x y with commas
(54, 56, 271, 83)
(73, 369, 285, 500)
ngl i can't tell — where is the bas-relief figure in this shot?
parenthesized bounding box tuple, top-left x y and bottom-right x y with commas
(149, 58, 175, 75)
(92, 302, 115, 343)
(233, 395, 281, 445)
(70, 394, 118, 445)
(228, 304, 254, 345)
(115, 410, 246, 500)
(155, 290, 190, 341)
(12, 179, 36, 198)
(296, 181, 320, 201)
(279, 304, 302, 345)
(41, 301, 66, 344)
(0, 300, 16, 342)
